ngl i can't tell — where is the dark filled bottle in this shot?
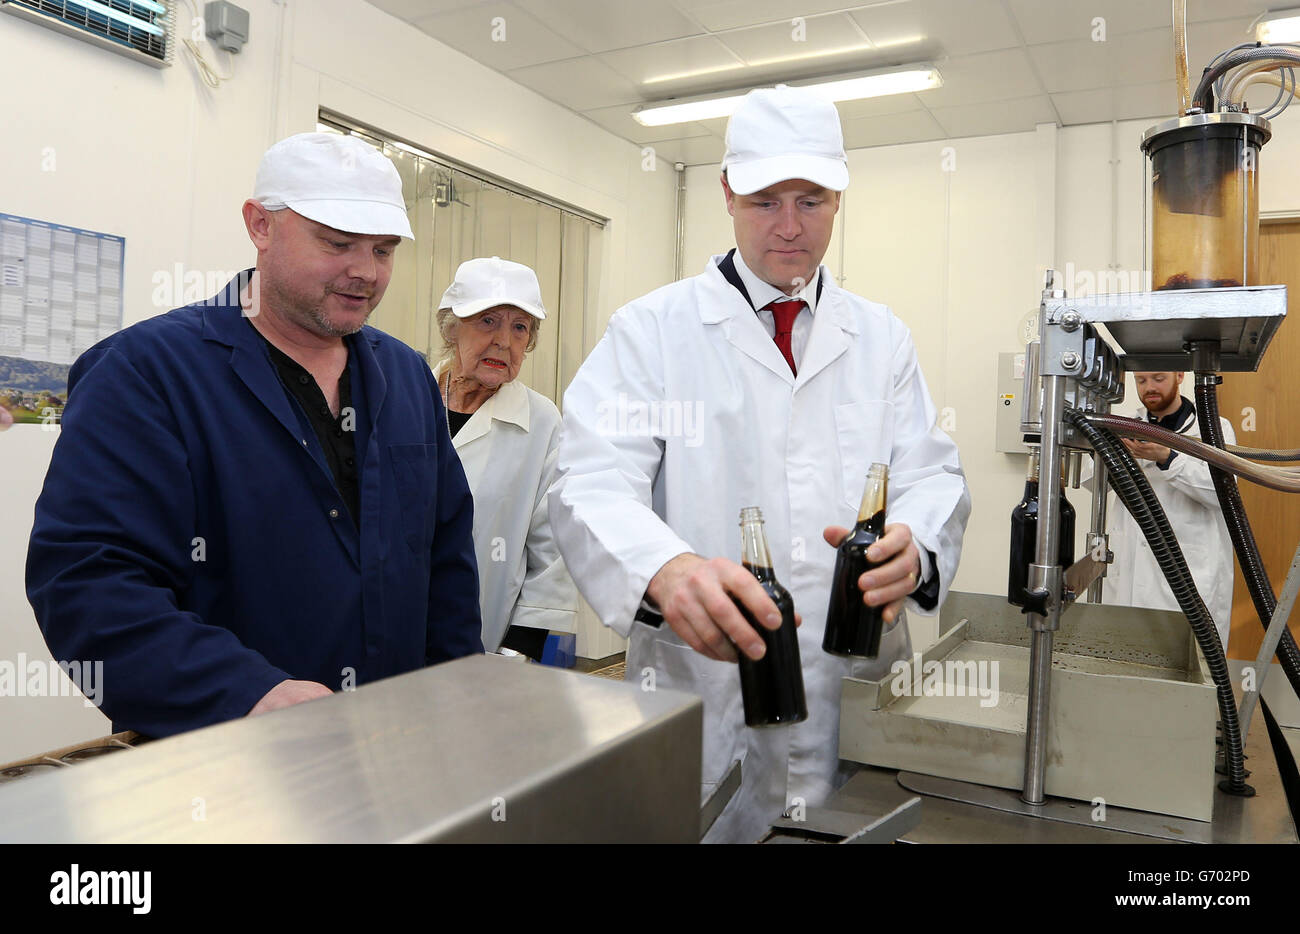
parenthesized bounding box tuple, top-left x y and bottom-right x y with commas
(733, 506, 808, 728)
(1008, 449, 1077, 607)
(823, 463, 890, 658)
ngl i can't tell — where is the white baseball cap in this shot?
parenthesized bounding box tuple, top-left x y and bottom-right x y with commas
(254, 132, 415, 240)
(438, 257, 547, 320)
(721, 85, 849, 195)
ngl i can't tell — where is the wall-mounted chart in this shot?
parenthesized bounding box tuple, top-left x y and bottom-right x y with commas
(0, 212, 124, 425)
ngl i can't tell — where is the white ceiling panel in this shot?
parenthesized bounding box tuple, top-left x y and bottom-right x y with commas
(927, 94, 1057, 138)
(512, 0, 703, 53)
(673, 0, 890, 34)
(1030, 18, 1263, 96)
(1028, 28, 1172, 94)
(1005, 0, 1171, 45)
(1184, 16, 1261, 67)
(413, 3, 585, 71)
(841, 108, 946, 148)
(716, 12, 872, 65)
(849, 0, 1020, 57)
(1188, 0, 1283, 24)
(692, 116, 731, 137)
(598, 35, 742, 86)
(915, 48, 1042, 108)
(1050, 80, 1179, 127)
(834, 92, 927, 120)
(1049, 86, 1124, 126)
(645, 135, 728, 166)
(362, 0, 1287, 155)
(1114, 80, 1180, 122)
(368, 0, 483, 21)
(506, 56, 645, 110)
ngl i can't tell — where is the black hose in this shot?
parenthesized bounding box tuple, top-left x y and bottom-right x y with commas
(1068, 410, 1250, 794)
(1194, 377, 1300, 701)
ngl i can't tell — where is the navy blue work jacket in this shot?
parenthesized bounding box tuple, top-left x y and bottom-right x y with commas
(26, 271, 483, 737)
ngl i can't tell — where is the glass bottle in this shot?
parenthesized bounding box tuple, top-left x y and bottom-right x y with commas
(823, 463, 890, 658)
(734, 506, 807, 727)
(1008, 450, 1077, 607)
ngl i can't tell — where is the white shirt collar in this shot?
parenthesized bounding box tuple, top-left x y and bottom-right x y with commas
(432, 360, 531, 438)
(731, 249, 820, 315)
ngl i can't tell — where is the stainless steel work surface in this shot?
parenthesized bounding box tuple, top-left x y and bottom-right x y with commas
(840, 592, 1220, 822)
(0, 655, 703, 843)
(829, 701, 1296, 844)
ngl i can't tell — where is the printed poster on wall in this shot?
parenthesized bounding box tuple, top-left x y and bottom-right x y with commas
(0, 212, 125, 426)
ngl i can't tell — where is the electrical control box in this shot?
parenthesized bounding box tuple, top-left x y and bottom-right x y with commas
(996, 351, 1029, 454)
(205, 0, 249, 52)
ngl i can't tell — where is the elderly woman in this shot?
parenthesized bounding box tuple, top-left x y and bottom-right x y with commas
(434, 256, 577, 659)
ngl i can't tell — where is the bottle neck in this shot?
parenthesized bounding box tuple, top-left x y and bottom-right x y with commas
(739, 520, 775, 577)
(855, 467, 888, 532)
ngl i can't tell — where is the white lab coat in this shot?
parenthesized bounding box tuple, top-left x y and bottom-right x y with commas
(549, 255, 971, 843)
(1093, 402, 1235, 650)
(436, 363, 578, 653)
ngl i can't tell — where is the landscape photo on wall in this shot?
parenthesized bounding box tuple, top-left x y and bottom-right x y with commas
(0, 356, 70, 426)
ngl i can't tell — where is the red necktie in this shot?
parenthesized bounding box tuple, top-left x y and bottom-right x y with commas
(767, 299, 802, 375)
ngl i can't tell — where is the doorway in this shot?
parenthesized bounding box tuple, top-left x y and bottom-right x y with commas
(1218, 221, 1300, 660)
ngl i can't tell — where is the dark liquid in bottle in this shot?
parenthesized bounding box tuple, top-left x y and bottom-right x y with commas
(734, 563, 807, 727)
(823, 510, 887, 658)
(1008, 481, 1076, 607)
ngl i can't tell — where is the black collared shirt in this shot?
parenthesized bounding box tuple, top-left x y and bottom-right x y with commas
(1146, 396, 1194, 470)
(253, 324, 360, 523)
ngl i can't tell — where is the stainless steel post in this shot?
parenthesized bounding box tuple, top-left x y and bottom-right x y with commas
(1239, 541, 1300, 744)
(1022, 374, 1066, 805)
(1086, 456, 1109, 604)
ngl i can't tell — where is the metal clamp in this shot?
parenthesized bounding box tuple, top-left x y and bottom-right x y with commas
(1025, 563, 1063, 630)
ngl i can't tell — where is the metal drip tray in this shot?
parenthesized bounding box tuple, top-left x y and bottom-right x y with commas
(838, 592, 1219, 822)
(1044, 285, 1286, 372)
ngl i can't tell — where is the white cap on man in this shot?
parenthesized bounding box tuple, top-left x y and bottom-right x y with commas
(721, 84, 849, 194)
(254, 132, 415, 240)
(438, 257, 547, 320)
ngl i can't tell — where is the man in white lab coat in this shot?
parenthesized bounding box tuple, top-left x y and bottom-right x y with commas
(549, 85, 971, 843)
(1102, 371, 1235, 650)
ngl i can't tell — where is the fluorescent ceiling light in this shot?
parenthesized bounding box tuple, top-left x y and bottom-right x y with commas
(634, 95, 745, 125)
(633, 66, 941, 127)
(642, 37, 927, 87)
(643, 44, 876, 85)
(1257, 8, 1300, 42)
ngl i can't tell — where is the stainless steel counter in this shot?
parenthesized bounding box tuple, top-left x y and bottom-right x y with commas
(828, 702, 1297, 843)
(0, 655, 703, 843)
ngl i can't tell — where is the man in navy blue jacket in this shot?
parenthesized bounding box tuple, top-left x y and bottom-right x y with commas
(26, 133, 483, 738)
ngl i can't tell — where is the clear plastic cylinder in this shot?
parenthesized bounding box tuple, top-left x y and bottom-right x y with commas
(1141, 113, 1270, 291)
